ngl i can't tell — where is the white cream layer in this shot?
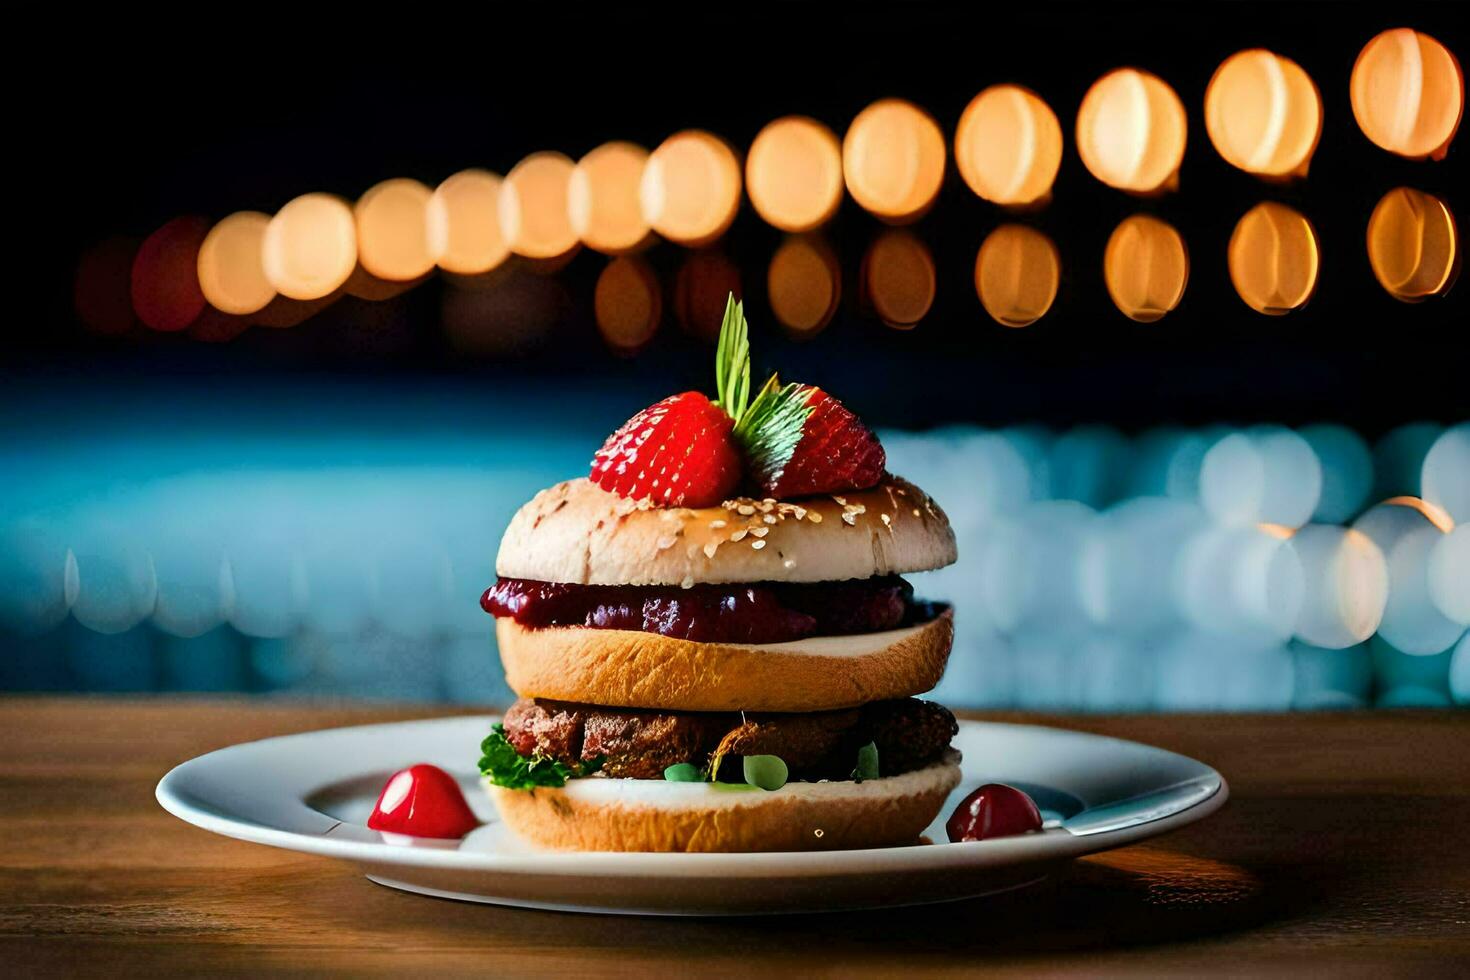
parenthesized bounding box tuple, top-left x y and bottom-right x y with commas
(485, 753, 962, 810)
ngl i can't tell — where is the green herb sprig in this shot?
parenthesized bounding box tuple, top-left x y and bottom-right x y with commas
(714, 294, 752, 422)
(478, 724, 602, 790)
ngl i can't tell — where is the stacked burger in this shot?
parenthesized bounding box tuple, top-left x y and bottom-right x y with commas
(479, 297, 962, 852)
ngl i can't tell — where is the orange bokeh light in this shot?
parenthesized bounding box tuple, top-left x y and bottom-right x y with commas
(499, 152, 579, 260)
(197, 211, 276, 316)
(842, 98, 946, 223)
(640, 130, 742, 246)
(860, 230, 935, 330)
(1206, 49, 1323, 178)
(673, 249, 741, 342)
(767, 235, 840, 337)
(569, 142, 651, 254)
(262, 193, 358, 301)
(1228, 201, 1321, 315)
(1104, 214, 1189, 322)
(954, 85, 1062, 207)
(1351, 28, 1463, 160)
(746, 116, 843, 232)
(355, 178, 435, 281)
(974, 224, 1060, 328)
(427, 169, 510, 275)
(1076, 68, 1187, 194)
(594, 256, 662, 355)
(1366, 187, 1460, 302)
(132, 216, 210, 332)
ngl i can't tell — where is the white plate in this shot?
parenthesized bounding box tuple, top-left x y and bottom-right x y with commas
(157, 716, 1226, 916)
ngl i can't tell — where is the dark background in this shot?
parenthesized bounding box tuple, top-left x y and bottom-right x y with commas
(15, 2, 1468, 433)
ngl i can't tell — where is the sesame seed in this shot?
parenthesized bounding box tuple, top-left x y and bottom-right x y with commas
(730, 529, 748, 541)
(783, 558, 795, 569)
(703, 541, 719, 558)
(808, 512, 823, 524)
(737, 504, 756, 515)
(832, 496, 847, 506)
(751, 539, 767, 550)
(842, 512, 856, 525)
(763, 514, 776, 524)
(912, 508, 922, 517)
(656, 535, 677, 550)
(680, 576, 695, 589)
(710, 519, 727, 529)
(792, 506, 807, 519)
(751, 526, 769, 537)
(881, 514, 891, 526)
(762, 498, 776, 506)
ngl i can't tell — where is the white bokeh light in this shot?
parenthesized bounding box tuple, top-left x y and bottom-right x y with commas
(1421, 423, 1470, 524)
(1355, 500, 1463, 654)
(979, 500, 1098, 632)
(1289, 524, 1389, 649)
(1081, 496, 1202, 634)
(0, 521, 76, 635)
(1174, 524, 1304, 639)
(69, 524, 157, 635)
(1427, 525, 1469, 625)
(1200, 426, 1322, 528)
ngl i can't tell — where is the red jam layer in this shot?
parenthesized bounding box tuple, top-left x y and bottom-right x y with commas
(482, 575, 937, 644)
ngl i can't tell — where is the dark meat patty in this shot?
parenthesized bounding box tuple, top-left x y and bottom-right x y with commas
(501, 697, 957, 780)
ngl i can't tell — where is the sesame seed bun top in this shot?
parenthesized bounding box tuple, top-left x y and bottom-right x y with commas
(495, 476, 957, 586)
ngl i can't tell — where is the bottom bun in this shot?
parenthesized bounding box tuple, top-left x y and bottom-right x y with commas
(485, 752, 962, 853)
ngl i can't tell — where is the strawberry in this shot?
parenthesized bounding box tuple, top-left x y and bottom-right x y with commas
(589, 391, 742, 507)
(735, 380, 886, 498)
(588, 293, 889, 507)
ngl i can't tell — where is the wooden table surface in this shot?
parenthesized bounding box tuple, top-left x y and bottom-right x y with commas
(2, 698, 1467, 977)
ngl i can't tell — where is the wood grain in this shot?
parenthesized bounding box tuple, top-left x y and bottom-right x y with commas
(2, 698, 1467, 977)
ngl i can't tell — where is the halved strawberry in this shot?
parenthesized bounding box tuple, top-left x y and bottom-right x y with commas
(589, 391, 742, 507)
(736, 382, 886, 498)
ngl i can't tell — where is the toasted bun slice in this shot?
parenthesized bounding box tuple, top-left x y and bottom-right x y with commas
(496, 476, 956, 586)
(485, 753, 962, 852)
(497, 606, 953, 712)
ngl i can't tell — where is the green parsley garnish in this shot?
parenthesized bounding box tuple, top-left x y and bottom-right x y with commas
(478, 723, 602, 790)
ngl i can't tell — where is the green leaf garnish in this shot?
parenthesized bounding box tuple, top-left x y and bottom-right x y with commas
(478, 723, 603, 790)
(852, 741, 880, 783)
(663, 762, 704, 782)
(714, 293, 752, 422)
(732, 375, 815, 484)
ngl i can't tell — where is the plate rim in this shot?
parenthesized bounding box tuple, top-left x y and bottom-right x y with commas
(156, 715, 1228, 878)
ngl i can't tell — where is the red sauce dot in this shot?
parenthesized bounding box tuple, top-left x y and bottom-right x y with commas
(946, 783, 1043, 842)
(367, 763, 479, 840)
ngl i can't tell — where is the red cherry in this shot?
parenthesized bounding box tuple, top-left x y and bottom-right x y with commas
(367, 764, 479, 839)
(946, 783, 1043, 842)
